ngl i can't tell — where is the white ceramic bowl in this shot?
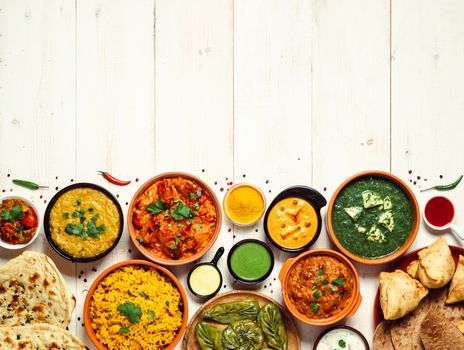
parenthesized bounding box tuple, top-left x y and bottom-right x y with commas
(0, 196, 41, 250)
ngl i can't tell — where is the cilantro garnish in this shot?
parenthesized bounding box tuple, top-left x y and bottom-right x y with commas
(117, 302, 142, 324)
(147, 199, 164, 215)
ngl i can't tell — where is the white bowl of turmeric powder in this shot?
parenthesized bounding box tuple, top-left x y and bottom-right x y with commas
(223, 183, 266, 226)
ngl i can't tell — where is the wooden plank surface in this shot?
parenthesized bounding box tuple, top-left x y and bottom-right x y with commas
(311, 0, 391, 343)
(1, 0, 464, 348)
(154, 0, 234, 321)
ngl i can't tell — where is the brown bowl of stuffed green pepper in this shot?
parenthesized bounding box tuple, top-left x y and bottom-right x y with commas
(182, 290, 300, 350)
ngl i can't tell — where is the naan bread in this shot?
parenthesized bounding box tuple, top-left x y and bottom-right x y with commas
(0, 251, 75, 328)
(420, 306, 464, 350)
(0, 324, 85, 349)
(373, 321, 394, 350)
(379, 270, 428, 320)
(415, 237, 455, 288)
(447, 255, 464, 304)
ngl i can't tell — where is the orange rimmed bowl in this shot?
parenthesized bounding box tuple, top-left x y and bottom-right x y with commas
(128, 172, 222, 266)
(84, 260, 189, 350)
(327, 170, 420, 265)
(279, 249, 362, 326)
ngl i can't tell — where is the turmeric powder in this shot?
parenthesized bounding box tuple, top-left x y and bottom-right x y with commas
(225, 184, 265, 225)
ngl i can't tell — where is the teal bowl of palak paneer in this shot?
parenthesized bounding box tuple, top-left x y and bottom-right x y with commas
(327, 171, 420, 264)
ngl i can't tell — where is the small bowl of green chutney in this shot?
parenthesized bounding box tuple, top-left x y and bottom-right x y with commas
(327, 170, 420, 265)
(227, 239, 274, 284)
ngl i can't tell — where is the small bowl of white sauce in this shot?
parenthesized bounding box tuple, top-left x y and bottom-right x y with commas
(313, 325, 370, 350)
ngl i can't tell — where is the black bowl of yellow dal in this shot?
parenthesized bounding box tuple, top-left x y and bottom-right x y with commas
(44, 183, 123, 262)
(263, 186, 327, 253)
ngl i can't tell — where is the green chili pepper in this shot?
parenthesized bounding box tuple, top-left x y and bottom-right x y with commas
(12, 179, 49, 190)
(420, 175, 463, 192)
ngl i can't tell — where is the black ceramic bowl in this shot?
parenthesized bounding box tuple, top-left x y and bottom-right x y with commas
(44, 183, 123, 262)
(227, 239, 274, 284)
(313, 325, 370, 350)
(263, 186, 327, 253)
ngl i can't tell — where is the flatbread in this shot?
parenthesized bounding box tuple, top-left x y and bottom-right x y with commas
(373, 321, 394, 350)
(420, 306, 464, 350)
(0, 251, 75, 328)
(390, 299, 428, 350)
(0, 324, 86, 349)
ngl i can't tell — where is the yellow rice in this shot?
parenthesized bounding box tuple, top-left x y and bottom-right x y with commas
(90, 265, 183, 350)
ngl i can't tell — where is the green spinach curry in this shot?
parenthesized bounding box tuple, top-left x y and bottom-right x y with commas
(332, 176, 415, 258)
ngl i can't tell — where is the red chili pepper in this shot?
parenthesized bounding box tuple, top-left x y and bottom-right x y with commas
(98, 171, 131, 186)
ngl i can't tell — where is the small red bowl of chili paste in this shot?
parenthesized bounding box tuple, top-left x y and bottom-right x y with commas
(424, 196, 455, 229)
(0, 196, 40, 249)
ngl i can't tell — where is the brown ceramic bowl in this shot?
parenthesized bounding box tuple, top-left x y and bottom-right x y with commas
(279, 249, 362, 326)
(84, 260, 189, 350)
(327, 170, 420, 265)
(128, 172, 222, 266)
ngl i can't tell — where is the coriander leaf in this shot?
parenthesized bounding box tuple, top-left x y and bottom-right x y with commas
(196, 190, 202, 197)
(128, 290, 136, 297)
(119, 326, 130, 334)
(1, 210, 12, 222)
(138, 236, 144, 243)
(311, 285, 317, 290)
(322, 279, 329, 285)
(311, 303, 320, 313)
(72, 211, 80, 218)
(62, 212, 69, 220)
(173, 198, 180, 203)
(188, 192, 195, 200)
(143, 324, 148, 330)
(147, 203, 162, 215)
(316, 277, 321, 283)
(174, 233, 181, 244)
(194, 202, 200, 211)
(86, 221, 101, 239)
(96, 224, 106, 233)
(313, 290, 321, 299)
(177, 223, 184, 228)
(74, 199, 81, 206)
(148, 310, 155, 320)
(117, 302, 142, 324)
(172, 202, 191, 221)
(91, 214, 100, 222)
(65, 223, 84, 236)
(318, 269, 325, 275)
(332, 277, 345, 287)
(168, 244, 177, 250)
(140, 292, 149, 299)
(10, 205, 24, 221)
(195, 223, 202, 231)
(187, 218, 193, 225)
(338, 339, 346, 348)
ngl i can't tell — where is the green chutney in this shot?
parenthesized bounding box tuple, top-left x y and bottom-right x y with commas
(332, 176, 415, 259)
(230, 242, 272, 281)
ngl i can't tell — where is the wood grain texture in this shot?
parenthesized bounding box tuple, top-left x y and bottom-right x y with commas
(391, 0, 464, 252)
(310, 0, 391, 345)
(154, 0, 234, 323)
(233, 4, 312, 340)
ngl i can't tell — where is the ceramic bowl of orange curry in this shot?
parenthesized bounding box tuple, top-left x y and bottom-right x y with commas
(279, 249, 362, 326)
(128, 172, 222, 266)
(263, 186, 326, 252)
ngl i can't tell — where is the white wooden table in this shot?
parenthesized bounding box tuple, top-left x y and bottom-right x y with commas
(1, 0, 464, 348)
